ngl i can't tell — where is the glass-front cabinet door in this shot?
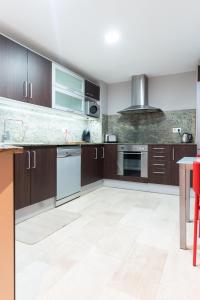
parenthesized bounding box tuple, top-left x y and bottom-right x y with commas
(52, 63, 85, 114)
(52, 87, 84, 114)
(53, 63, 84, 96)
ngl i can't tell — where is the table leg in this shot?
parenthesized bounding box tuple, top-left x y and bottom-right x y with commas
(186, 169, 191, 222)
(179, 164, 187, 249)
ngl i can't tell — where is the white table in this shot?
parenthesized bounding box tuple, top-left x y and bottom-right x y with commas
(177, 157, 200, 249)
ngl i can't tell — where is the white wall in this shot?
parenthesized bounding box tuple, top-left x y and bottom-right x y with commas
(107, 71, 196, 115)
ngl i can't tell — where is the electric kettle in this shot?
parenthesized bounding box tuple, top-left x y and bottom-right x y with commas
(181, 133, 193, 143)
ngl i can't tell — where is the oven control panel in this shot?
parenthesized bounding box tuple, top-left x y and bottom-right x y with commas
(117, 144, 148, 152)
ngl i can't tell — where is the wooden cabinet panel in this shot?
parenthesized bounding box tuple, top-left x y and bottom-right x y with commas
(14, 147, 56, 210)
(27, 51, 52, 107)
(81, 146, 98, 186)
(103, 144, 117, 179)
(14, 150, 31, 210)
(98, 146, 104, 180)
(0, 34, 27, 102)
(0, 35, 52, 107)
(85, 80, 100, 100)
(171, 144, 197, 186)
(30, 147, 56, 204)
(149, 144, 197, 186)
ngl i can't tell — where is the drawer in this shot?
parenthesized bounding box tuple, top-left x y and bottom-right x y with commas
(149, 162, 171, 185)
(149, 155, 169, 163)
(149, 145, 172, 160)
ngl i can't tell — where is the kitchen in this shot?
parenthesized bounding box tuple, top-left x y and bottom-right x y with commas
(0, 1, 200, 300)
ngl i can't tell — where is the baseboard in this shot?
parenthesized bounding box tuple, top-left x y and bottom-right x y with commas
(15, 197, 55, 224)
(81, 180, 104, 195)
(103, 179, 194, 197)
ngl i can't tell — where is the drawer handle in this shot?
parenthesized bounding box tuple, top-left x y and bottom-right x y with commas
(153, 163, 165, 166)
(152, 147, 165, 150)
(153, 171, 165, 174)
(153, 155, 165, 158)
(32, 151, 36, 168)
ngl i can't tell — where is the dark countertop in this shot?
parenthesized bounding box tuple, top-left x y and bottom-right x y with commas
(2, 142, 197, 147)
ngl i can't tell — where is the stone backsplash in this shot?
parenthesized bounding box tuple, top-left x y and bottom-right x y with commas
(103, 109, 196, 144)
(0, 97, 102, 144)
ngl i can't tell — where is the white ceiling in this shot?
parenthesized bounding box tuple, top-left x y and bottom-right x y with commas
(0, 0, 200, 83)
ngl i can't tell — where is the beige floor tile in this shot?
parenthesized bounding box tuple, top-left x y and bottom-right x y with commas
(16, 187, 200, 300)
(110, 243, 167, 300)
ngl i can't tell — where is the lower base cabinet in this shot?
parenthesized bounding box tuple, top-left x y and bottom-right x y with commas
(81, 145, 104, 186)
(14, 147, 56, 210)
(103, 144, 118, 179)
(148, 144, 197, 186)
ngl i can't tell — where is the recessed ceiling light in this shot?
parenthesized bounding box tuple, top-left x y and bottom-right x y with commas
(105, 30, 120, 44)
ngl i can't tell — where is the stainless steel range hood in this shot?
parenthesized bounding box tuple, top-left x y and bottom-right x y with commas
(118, 75, 162, 114)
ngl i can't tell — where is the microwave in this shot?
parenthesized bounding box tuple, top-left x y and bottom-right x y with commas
(85, 99, 100, 118)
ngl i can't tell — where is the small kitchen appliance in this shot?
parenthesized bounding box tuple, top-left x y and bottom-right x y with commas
(104, 134, 118, 143)
(181, 133, 193, 143)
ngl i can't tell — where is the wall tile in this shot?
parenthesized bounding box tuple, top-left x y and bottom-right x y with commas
(103, 110, 196, 144)
(0, 98, 102, 143)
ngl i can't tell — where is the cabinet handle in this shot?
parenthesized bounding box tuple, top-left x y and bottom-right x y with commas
(29, 82, 33, 99)
(153, 163, 165, 166)
(26, 151, 30, 170)
(101, 147, 104, 159)
(172, 147, 175, 161)
(94, 148, 98, 160)
(153, 171, 165, 174)
(153, 155, 165, 158)
(152, 147, 165, 150)
(23, 81, 28, 99)
(32, 151, 36, 168)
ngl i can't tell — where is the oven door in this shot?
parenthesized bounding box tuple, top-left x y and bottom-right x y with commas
(117, 151, 148, 178)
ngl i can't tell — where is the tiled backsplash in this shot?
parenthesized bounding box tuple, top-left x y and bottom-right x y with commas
(0, 98, 102, 144)
(103, 110, 196, 144)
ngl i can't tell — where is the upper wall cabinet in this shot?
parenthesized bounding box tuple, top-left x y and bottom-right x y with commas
(0, 35, 27, 102)
(0, 34, 52, 107)
(27, 51, 52, 107)
(85, 80, 100, 101)
(52, 63, 85, 114)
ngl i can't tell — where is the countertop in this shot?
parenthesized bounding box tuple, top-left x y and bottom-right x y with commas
(0, 145, 23, 154)
(177, 157, 200, 165)
(1, 142, 197, 148)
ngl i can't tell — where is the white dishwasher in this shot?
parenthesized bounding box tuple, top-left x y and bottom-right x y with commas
(56, 146, 81, 206)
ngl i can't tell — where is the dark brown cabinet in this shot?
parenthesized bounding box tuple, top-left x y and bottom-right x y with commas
(27, 51, 52, 107)
(30, 148, 56, 204)
(81, 145, 104, 186)
(14, 147, 56, 210)
(103, 144, 118, 179)
(171, 144, 197, 186)
(0, 34, 52, 107)
(85, 80, 100, 101)
(98, 146, 104, 180)
(14, 149, 31, 210)
(0, 35, 27, 102)
(148, 145, 172, 185)
(148, 144, 197, 186)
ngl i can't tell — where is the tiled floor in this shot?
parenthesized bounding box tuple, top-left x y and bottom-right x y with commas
(16, 187, 200, 300)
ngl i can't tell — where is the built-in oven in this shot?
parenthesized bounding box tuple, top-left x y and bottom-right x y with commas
(117, 145, 148, 178)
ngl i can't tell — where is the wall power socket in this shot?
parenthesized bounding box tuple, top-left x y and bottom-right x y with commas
(172, 128, 181, 133)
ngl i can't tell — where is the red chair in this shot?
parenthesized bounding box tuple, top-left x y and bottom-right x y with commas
(192, 161, 200, 266)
